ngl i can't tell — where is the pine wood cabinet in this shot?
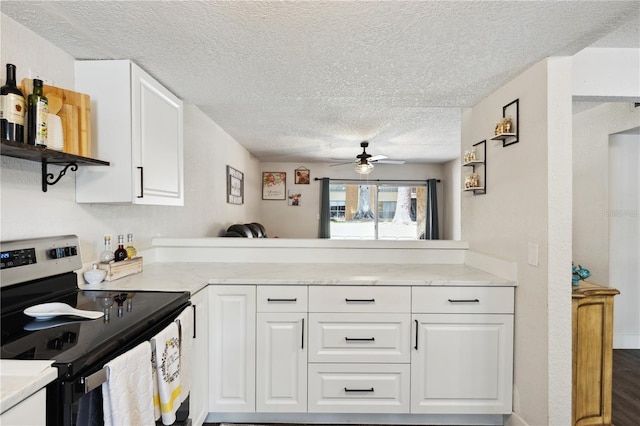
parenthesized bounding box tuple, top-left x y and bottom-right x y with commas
(572, 282, 619, 426)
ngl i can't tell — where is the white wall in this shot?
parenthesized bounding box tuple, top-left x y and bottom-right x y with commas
(573, 48, 640, 100)
(461, 58, 573, 426)
(609, 131, 640, 348)
(572, 103, 640, 284)
(0, 14, 261, 261)
(257, 162, 454, 239)
(443, 158, 461, 240)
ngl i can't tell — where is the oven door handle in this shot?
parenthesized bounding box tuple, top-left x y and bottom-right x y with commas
(82, 366, 109, 394)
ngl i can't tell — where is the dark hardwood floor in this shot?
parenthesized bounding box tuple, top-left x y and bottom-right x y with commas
(613, 349, 640, 426)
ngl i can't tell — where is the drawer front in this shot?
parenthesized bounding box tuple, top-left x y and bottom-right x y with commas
(257, 285, 308, 312)
(308, 363, 410, 413)
(412, 286, 514, 314)
(309, 313, 410, 363)
(309, 286, 410, 313)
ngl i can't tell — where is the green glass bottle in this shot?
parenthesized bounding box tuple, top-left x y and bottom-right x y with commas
(27, 79, 48, 146)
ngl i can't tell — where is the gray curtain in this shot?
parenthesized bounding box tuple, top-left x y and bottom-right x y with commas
(318, 178, 330, 238)
(425, 178, 439, 240)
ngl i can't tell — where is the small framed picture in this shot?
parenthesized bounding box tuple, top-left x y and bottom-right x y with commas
(227, 165, 244, 204)
(294, 167, 310, 184)
(288, 190, 302, 206)
(262, 172, 286, 200)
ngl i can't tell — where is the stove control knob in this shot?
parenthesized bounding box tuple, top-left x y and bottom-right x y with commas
(62, 331, 77, 344)
(48, 338, 63, 350)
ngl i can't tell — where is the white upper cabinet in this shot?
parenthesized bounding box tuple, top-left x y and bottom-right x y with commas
(75, 60, 184, 205)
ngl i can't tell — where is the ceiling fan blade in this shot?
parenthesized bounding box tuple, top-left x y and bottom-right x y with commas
(368, 154, 388, 162)
(329, 161, 353, 167)
(373, 159, 406, 164)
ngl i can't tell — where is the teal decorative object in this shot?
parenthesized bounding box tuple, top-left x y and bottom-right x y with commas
(572, 262, 591, 286)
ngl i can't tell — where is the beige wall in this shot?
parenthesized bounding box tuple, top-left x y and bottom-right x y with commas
(0, 14, 261, 262)
(461, 58, 573, 426)
(257, 162, 454, 238)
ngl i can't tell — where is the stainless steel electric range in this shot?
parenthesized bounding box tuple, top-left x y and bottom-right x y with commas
(0, 235, 191, 425)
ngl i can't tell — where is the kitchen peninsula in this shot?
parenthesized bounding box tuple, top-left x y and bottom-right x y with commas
(77, 238, 517, 426)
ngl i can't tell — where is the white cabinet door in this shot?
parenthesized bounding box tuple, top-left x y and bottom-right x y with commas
(0, 388, 46, 426)
(411, 313, 513, 414)
(209, 285, 256, 412)
(256, 312, 307, 412)
(189, 287, 209, 426)
(75, 59, 183, 205)
(131, 64, 183, 205)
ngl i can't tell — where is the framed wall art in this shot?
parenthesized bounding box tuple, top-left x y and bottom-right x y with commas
(288, 190, 302, 206)
(294, 167, 310, 184)
(262, 172, 286, 200)
(227, 165, 244, 204)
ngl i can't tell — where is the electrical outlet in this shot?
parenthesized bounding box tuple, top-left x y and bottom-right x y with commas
(528, 242, 539, 267)
(28, 69, 53, 85)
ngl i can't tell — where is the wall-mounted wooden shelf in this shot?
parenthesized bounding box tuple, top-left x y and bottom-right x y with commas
(1, 139, 109, 192)
(462, 140, 486, 195)
(491, 99, 519, 147)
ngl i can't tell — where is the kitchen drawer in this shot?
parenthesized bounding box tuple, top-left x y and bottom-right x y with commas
(308, 363, 410, 413)
(309, 286, 410, 313)
(257, 285, 308, 312)
(412, 286, 514, 314)
(309, 313, 410, 363)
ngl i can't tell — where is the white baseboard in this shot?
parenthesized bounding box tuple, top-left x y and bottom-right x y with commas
(505, 412, 530, 426)
(613, 333, 640, 349)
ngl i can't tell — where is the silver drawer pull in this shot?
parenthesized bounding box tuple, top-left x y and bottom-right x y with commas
(345, 387, 374, 393)
(267, 298, 297, 302)
(447, 298, 480, 303)
(345, 298, 375, 303)
(345, 337, 375, 342)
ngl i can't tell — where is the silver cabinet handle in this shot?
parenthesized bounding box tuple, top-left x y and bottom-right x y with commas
(447, 298, 480, 303)
(345, 298, 375, 303)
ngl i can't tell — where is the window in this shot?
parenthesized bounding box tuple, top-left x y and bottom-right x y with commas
(328, 182, 428, 240)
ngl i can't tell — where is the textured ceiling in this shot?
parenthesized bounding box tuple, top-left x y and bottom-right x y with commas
(2, 1, 639, 164)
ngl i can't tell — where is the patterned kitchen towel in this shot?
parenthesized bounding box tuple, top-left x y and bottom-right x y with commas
(102, 341, 155, 426)
(151, 322, 181, 425)
(175, 306, 194, 404)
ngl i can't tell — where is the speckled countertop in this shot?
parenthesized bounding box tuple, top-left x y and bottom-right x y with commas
(78, 262, 516, 293)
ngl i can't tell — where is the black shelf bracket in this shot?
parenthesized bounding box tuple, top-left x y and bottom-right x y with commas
(502, 98, 520, 148)
(41, 158, 78, 192)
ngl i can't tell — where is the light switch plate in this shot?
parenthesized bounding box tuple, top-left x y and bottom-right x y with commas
(528, 242, 539, 267)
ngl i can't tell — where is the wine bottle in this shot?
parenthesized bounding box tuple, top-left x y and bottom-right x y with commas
(125, 233, 137, 259)
(1, 64, 26, 142)
(27, 78, 48, 147)
(99, 235, 115, 264)
(114, 234, 128, 262)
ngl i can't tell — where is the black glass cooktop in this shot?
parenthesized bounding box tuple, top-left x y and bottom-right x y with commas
(1, 273, 189, 379)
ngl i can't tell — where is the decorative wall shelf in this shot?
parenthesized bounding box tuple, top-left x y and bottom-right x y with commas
(1, 139, 110, 192)
(490, 99, 519, 147)
(462, 140, 486, 195)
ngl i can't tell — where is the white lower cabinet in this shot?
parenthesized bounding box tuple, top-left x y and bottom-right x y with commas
(208, 284, 514, 422)
(411, 287, 514, 415)
(189, 287, 209, 426)
(256, 312, 307, 412)
(0, 388, 46, 426)
(308, 363, 410, 413)
(209, 285, 256, 412)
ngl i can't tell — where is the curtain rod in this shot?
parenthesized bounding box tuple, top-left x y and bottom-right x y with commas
(314, 178, 441, 183)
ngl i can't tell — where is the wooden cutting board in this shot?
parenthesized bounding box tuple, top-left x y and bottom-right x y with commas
(21, 79, 91, 157)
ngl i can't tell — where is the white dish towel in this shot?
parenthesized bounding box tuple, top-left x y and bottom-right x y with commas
(151, 322, 181, 425)
(102, 341, 155, 426)
(175, 306, 194, 404)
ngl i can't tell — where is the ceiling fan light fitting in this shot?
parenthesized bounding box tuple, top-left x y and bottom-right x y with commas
(355, 162, 374, 175)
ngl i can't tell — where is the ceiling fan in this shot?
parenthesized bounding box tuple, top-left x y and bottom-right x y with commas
(330, 141, 406, 174)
